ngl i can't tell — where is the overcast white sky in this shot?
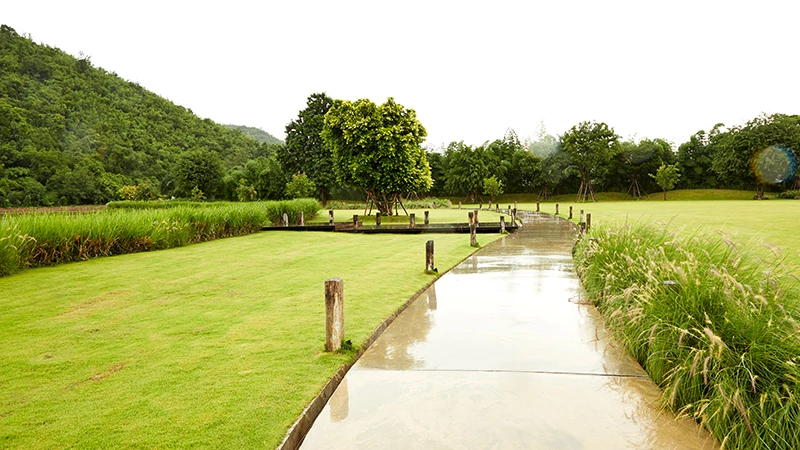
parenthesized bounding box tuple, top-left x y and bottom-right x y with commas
(5, 1, 799, 149)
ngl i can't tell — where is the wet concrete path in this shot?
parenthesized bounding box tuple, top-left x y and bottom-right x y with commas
(300, 213, 718, 449)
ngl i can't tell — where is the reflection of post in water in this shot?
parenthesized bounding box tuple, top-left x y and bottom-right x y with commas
(427, 284, 437, 310)
(471, 255, 478, 270)
(330, 378, 349, 422)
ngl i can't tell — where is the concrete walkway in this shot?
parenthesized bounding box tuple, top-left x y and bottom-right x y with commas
(300, 213, 718, 449)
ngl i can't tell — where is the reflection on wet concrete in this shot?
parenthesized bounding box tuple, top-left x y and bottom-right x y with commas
(329, 379, 348, 423)
(301, 214, 718, 449)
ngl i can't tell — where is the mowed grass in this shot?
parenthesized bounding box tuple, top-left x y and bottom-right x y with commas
(309, 207, 507, 225)
(512, 199, 799, 269)
(0, 230, 501, 448)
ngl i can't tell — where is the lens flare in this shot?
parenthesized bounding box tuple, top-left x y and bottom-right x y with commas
(751, 145, 798, 185)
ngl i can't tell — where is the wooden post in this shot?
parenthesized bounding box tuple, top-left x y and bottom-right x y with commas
(500, 215, 506, 233)
(580, 209, 585, 223)
(458, 202, 462, 209)
(536, 202, 540, 212)
(479, 201, 483, 210)
(512, 208, 517, 225)
(329, 210, 334, 226)
(587, 213, 592, 231)
(298, 211, 304, 226)
(376, 211, 381, 228)
(488, 200, 492, 210)
(352, 214, 359, 229)
(569, 206, 573, 219)
(555, 204, 559, 215)
(425, 240, 434, 272)
(283, 212, 289, 227)
(325, 278, 344, 352)
(507, 205, 511, 213)
(424, 210, 429, 225)
(473, 209, 479, 227)
(495, 204, 499, 213)
(468, 211, 474, 225)
(410, 213, 416, 228)
(470, 222, 477, 247)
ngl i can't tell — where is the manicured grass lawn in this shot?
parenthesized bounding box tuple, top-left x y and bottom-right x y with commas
(0, 230, 501, 448)
(309, 207, 506, 225)
(506, 199, 799, 269)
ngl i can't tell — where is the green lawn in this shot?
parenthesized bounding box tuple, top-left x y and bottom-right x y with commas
(0, 230, 501, 448)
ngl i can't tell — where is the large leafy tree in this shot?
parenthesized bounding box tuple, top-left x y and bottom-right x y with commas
(322, 97, 432, 215)
(614, 138, 674, 197)
(279, 93, 335, 204)
(173, 149, 224, 199)
(443, 142, 494, 202)
(561, 121, 620, 202)
(676, 129, 719, 189)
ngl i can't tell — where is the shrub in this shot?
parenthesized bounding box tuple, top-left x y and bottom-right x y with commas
(574, 223, 800, 449)
(776, 190, 800, 199)
(285, 173, 317, 199)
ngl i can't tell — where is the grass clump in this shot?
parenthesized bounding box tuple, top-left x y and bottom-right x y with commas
(574, 223, 800, 449)
(0, 199, 320, 276)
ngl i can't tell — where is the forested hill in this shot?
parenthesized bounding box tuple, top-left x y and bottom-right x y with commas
(0, 25, 276, 207)
(224, 124, 283, 145)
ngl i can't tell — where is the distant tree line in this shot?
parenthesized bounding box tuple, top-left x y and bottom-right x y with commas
(1, 24, 798, 207)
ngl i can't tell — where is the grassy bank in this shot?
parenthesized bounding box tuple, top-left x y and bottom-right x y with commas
(0, 199, 320, 277)
(0, 230, 502, 448)
(574, 223, 800, 449)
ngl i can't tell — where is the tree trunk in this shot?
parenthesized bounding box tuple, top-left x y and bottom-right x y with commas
(320, 186, 328, 206)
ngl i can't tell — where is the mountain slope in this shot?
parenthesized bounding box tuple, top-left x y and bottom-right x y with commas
(224, 124, 283, 145)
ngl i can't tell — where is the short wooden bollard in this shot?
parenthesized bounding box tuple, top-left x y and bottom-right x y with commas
(507, 205, 511, 213)
(424, 210, 429, 225)
(468, 211, 474, 225)
(410, 213, 416, 228)
(479, 201, 483, 210)
(473, 209, 479, 227)
(512, 208, 517, 225)
(425, 240, 434, 272)
(283, 212, 289, 227)
(587, 213, 592, 231)
(569, 206, 573, 219)
(352, 214, 359, 229)
(329, 210, 335, 225)
(555, 204, 559, 215)
(580, 209, 585, 224)
(536, 202, 540, 212)
(376, 211, 381, 228)
(298, 211, 304, 226)
(458, 202, 462, 209)
(488, 200, 492, 210)
(469, 222, 477, 247)
(325, 278, 344, 352)
(500, 215, 506, 233)
(495, 204, 499, 213)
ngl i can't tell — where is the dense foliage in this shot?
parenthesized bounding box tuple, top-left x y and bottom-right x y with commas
(575, 223, 800, 449)
(223, 124, 283, 145)
(0, 25, 274, 206)
(0, 199, 320, 276)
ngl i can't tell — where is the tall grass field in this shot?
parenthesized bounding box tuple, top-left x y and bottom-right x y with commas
(570, 196, 800, 449)
(0, 199, 320, 277)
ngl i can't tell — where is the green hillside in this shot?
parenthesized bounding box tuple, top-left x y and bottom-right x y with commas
(0, 25, 276, 207)
(224, 124, 283, 145)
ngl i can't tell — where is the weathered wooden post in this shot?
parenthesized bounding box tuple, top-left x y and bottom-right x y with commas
(479, 201, 483, 210)
(376, 211, 381, 228)
(495, 204, 499, 213)
(474, 209, 479, 227)
(425, 240, 434, 272)
(587, 213, 592, 231)
(512, 208, 517, 226)
(500, 215, 506, 233)
(458, 202, 462, 209)
(468, 211, 474, 225)
(424, 210, 429, 225)
(536, 202, 540, 212)
(555, 204, 559, 215)
(470, 222, 477, 247)
(410, 213, 416, 228)
(298, 211, 304, 226)
(329, 209, 334, 226)
(352, 214, 359, 229)
(283, 212, 289, 227)
(507, 204, 511, 213)
(569, 206, 573, 219)
(488, 200, 492, 210)
(325, 278, 344, 352)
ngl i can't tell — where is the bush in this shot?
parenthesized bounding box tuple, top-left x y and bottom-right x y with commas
(285, 173, 316, 199)
(0, 199, 321, 277)
(574, 223, 800, 449)
(776, 190, 800, 199)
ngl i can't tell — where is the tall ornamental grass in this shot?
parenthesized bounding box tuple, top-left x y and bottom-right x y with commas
(574, 223, 800, 449)
(0, 199, 320, 277)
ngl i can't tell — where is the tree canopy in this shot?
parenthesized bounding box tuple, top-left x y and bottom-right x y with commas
(322, 97, 431, 214)
(561, 121, 620, 202)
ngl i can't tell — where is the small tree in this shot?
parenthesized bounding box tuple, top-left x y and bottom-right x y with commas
(483, 175, 503, 202)
(285, 173, 316, 199)
(650, 164, 681, 200)
(235, 181, 258, 202)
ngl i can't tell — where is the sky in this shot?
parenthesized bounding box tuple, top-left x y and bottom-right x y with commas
(4, 0, 799, 150)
